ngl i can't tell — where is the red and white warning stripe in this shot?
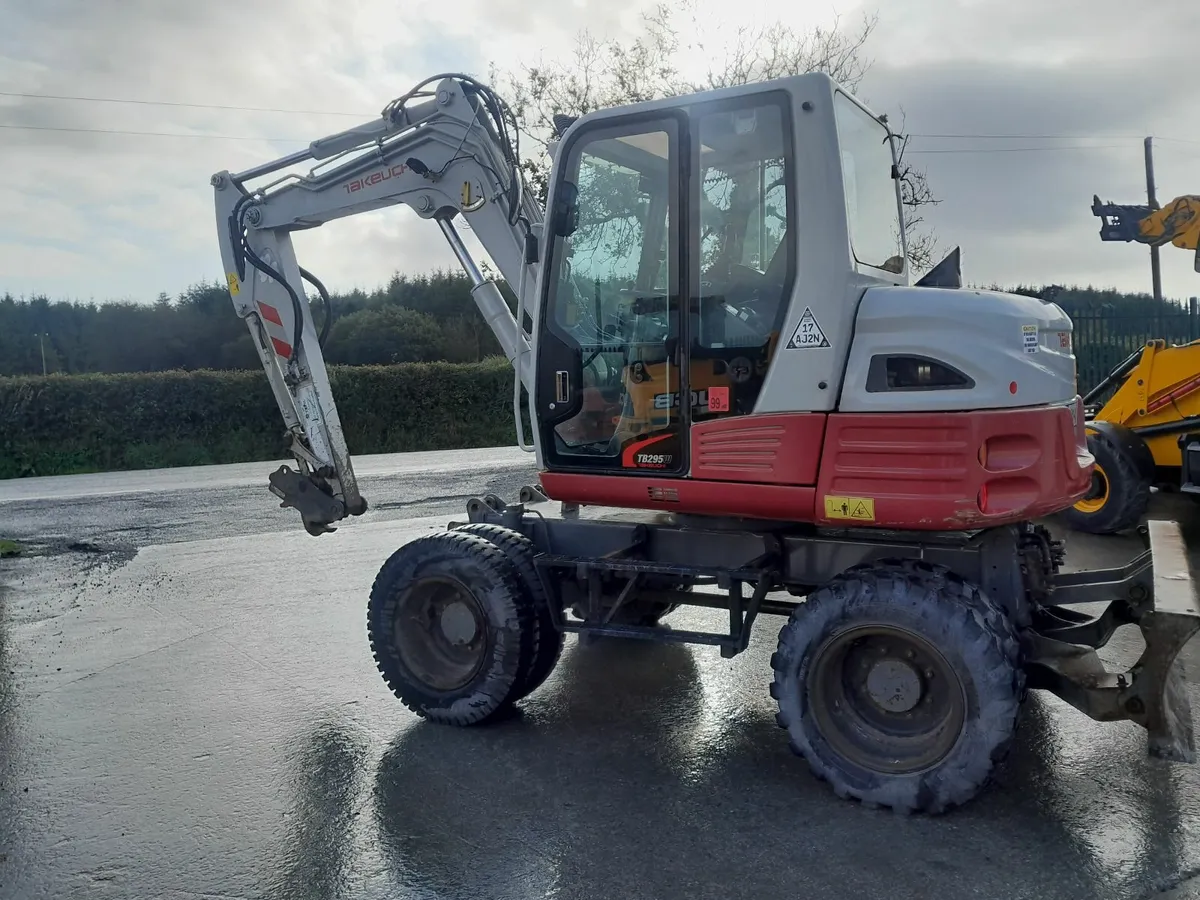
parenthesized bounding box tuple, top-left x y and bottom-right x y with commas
(256, 300, 293, 359)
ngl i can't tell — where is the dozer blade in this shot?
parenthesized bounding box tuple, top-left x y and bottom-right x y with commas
(1026, 519, 1200, 761)
(1140, 519, 1200, 760)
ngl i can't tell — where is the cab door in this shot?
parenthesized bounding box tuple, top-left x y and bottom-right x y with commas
(535, 113, 688, 475)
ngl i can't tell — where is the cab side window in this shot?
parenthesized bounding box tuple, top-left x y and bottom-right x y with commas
(690, 96, 795, 423)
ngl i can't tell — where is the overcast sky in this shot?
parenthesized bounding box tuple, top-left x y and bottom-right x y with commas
(2, 0, 1199, 307)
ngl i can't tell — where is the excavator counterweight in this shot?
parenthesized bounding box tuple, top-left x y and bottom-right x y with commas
(212, 72, 1200, 815)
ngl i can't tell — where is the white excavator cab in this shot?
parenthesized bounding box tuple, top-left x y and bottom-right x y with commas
(531, 75, 909, 476)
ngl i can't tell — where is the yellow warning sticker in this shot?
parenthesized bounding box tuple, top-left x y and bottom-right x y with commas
(824, 495, 876, 522)
(226, 272, 240, 296)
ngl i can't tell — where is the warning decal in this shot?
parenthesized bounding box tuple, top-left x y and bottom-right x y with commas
(1021, 324, 1039, 354)
(787, 306, 830, 349)
(824, 495, 876, 522)
(226, 272, 240, 296)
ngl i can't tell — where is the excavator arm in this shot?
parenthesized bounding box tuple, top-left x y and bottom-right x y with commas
(211, 74, 542, 535)
(1092, 193, 1200, 271)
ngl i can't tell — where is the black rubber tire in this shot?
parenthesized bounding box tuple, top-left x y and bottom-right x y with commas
(1061, 430, 1151, 534)
(770, 559, 1023, 814)
(367, 530, 537, 726)
(451, 522, 565, 698)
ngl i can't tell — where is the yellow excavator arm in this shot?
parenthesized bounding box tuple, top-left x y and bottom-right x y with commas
(1092, 194, 1200, 268)
(1132, 195, 1200, 250)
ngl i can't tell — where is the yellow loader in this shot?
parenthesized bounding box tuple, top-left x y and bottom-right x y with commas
(1063, 195, 1200, 533)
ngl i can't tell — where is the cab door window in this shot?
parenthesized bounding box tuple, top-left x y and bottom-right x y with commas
(537, 117, 684, 473)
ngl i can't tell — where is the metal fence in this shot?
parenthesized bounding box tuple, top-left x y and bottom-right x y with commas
(1071, 301, 1200, 397)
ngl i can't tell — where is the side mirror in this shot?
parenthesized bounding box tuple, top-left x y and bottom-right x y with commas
(552, 181, 580, 237)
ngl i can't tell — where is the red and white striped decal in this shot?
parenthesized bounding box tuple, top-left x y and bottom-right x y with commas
(256, 301, 293, 359)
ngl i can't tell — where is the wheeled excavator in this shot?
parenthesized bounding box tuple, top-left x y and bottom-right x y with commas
(1059, 196, 1200, 534)
(211, 72, 1200, 814)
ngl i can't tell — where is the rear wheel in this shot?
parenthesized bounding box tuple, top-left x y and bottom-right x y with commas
(771, 560, 1022, 814)
(367, 531, 537, 726)
(1061, 430, 1151, 534)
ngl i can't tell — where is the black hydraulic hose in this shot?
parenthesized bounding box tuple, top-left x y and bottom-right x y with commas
(228, 193, 253, 280)
(299, 266, 334, 347)
(1083, 346, 1143, 406)
(231, 201, 305, 364)
(1132, 414, 1200, 438)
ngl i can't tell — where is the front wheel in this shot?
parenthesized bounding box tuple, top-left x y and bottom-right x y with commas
(367, 531, 537, 726)
(770, 560, 1022, 814)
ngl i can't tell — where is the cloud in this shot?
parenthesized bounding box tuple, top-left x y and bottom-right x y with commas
(0, 0, 661, 302)
(1, 0, 1199, 308)
(853, 0, 1200, 299)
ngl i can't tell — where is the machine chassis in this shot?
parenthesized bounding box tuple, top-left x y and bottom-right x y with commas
(447, 488, 1199, 764)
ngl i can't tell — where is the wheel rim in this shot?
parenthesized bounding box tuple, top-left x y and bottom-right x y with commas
(1074, 464, 1109, 514)
(393, 576, 489, 692)
(807, 624, 968, 775)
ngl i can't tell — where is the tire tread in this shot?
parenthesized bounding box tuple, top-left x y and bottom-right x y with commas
(771, 559, 1022, 814)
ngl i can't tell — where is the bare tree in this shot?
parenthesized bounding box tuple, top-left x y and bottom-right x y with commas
(492, 4, 941, 274)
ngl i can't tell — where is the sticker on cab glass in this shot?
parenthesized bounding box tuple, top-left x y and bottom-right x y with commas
(824, 495, 875, 522)
(708, 386, 730, 412)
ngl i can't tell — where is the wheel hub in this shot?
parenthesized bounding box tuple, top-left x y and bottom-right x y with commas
(807, 624, 967, 775)
(439, 601, 479, 645)
(865, 658, 922, 713)
(394, 576, 488, 693)
(1075, 464, 1109, 513)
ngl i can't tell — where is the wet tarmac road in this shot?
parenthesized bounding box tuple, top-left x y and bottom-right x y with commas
(3, 449, 1200, 899)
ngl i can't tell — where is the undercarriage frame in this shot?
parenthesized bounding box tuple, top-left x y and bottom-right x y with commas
(454, 488, 1200, 761)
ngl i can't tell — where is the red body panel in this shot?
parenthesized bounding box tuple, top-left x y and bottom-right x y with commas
(690, 413, 826, 484)
(814, 400, 1092, 530)
(538, 400, 1093, 531)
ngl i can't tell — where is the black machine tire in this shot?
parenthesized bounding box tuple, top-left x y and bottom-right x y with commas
(367, 530, 537, 726)
(770, 559, 1023, 814)
(451, 522, 565, 698)
(1061, 429, 1151, 534)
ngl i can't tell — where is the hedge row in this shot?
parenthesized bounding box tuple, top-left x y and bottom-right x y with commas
(0, 359, 523, 478)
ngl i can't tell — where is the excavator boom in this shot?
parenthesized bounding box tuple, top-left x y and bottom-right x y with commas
(211, 74, 540, 534)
